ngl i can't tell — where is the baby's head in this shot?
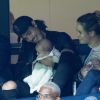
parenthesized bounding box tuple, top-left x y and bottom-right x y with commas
(35, 39, 54, 67)
(36, 39, 53, 57)
(35, 39, 61, 66)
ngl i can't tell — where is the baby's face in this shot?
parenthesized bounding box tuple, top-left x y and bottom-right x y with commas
(35, 41, 54, 67)
(36, 40, 51, 57)
(36, 43, 47, 57)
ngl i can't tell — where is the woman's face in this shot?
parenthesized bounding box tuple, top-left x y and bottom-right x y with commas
(22, 27, 44, 43)
(76, 22, 90, 44)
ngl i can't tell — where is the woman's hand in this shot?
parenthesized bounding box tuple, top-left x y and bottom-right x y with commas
(91, 59, 100, 70)
(80, 59, 100, 78)
(80, 64, 93, 78)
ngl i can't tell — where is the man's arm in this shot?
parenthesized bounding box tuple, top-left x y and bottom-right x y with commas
(53, 51, 82, 96)
(14, 40, 37, 80)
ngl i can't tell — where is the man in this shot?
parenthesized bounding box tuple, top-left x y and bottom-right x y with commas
(37, 82, 60, 100)
(11, 16, 82, 97)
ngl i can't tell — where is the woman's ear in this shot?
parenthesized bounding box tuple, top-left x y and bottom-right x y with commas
(89, 31, 95, 37)
(32, 21, 37, 27)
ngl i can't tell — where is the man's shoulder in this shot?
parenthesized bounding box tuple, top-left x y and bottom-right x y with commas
(46, 30, 71, 38)
(45, 30, 74, 51)
(45, 30, 72, 44)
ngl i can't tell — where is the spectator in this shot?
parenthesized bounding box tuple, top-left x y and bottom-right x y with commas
(1, 38, 61, 99)
(37, 82, 61, 100)
(5, 16, 82, 97)
(75, 11, 100, 95)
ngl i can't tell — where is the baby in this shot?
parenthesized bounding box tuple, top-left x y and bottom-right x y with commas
(23, 39, 61, 93)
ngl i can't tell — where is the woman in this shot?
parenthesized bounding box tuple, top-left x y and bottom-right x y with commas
(76, 11, 100, 95)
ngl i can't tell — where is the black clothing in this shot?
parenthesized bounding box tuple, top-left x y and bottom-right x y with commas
(14, 31, 82, 97)
(0, 35, 13, 83)
(2, 81, 37, 99)
(13, 41, 36, 80)
(53, 51, 82, 96)
(45, 31, 75, 51)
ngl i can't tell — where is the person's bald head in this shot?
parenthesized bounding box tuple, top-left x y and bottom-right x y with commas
(38, 82, 60, 100)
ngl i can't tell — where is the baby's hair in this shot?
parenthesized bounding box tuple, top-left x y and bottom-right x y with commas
(36, 39, 53, 52)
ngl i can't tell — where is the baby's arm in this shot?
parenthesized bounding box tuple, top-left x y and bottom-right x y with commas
(39, 57, 54, 67)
